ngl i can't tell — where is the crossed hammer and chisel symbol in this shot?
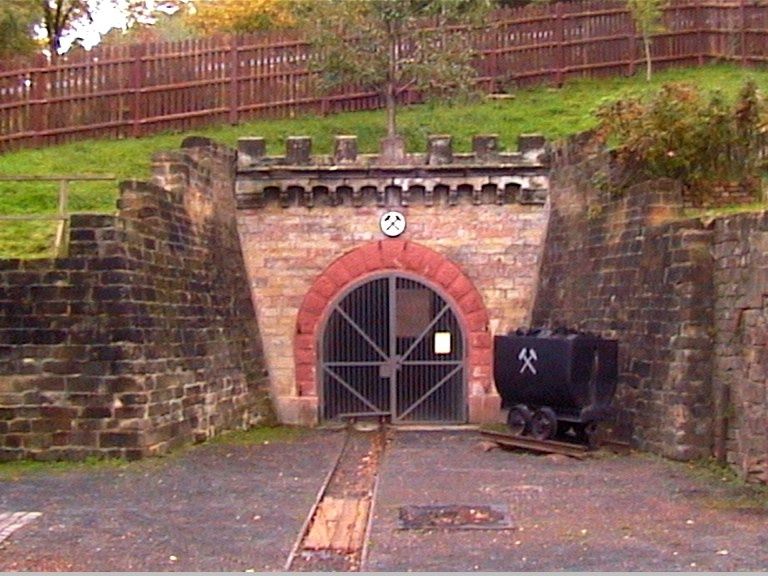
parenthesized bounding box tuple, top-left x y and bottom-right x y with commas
(518, 347, 538, 375)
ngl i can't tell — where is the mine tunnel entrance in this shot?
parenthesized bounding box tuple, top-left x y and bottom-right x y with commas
(320, 272, 466, 423)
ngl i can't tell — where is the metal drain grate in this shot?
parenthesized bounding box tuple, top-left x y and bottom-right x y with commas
(398, 504, 513, 530)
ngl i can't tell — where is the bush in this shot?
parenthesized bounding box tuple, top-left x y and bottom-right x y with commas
(595, 81, 767, 203)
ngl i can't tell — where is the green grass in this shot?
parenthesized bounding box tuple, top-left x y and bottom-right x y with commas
(206, 424, 306, 445)
(1, 62, 767, 258)
(0, 425, 307, 479)
(0, 455, 132, 481)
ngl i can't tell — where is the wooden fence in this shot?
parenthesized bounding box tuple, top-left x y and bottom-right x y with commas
(0, 0, 766, 153)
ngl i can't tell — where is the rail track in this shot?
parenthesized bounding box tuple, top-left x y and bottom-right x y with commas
(480, 429, 632, 458)
(285, 424, 631, 571)
(285, 423, 387, 572)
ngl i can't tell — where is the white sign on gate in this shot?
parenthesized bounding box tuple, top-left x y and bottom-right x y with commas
(434, 332, 452, 354)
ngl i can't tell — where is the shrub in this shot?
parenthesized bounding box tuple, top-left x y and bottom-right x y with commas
(595, 81, 767, 203)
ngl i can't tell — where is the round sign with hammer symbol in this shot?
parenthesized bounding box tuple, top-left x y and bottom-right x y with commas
(380, 210, 407, 238)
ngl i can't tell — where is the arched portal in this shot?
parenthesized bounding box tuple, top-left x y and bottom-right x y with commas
(321, 272, 465, 423)
(294, 240, 497, 424)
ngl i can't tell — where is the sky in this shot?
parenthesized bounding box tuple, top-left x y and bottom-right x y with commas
(63, 2, 129, 50)
(58, 0, 182, 52)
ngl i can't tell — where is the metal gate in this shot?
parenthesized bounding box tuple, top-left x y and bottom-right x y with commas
(321, 273, 466, 423)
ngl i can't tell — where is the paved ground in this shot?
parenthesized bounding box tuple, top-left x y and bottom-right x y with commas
(0, 428, 767, 572)
(365, 431, 768, 572)
(0, 431, 344, 571)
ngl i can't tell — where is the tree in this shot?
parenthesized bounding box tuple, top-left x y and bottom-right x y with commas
(302, 0, 492, 159)
(40, 0, 93, 57)
(101, 5, 195, 45)
(627, 0, 667, 81)
(185, 0, 297, 35)
(0, 1, 40, 58)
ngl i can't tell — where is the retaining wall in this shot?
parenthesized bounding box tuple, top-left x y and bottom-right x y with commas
(0, 139, 269, 461)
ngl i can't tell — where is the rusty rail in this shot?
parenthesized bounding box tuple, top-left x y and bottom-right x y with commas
(480, 429, 591, 459)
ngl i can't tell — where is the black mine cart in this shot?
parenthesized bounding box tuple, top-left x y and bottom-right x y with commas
(493, 329, 618, 445)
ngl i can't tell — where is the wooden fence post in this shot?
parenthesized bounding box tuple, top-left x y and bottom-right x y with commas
(30, 54, 48, 148)
(130, 43, 146, 138)
(554, 2, 565, 87)
(695, 0, 705, 66)
(54, 179, 69, 257)
(627, 4, 636, 77)
(740, 0, 747, 66)
(229, 35, 240, 125)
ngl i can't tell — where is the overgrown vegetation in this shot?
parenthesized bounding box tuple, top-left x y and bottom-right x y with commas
(1, 63, 767, 258)
(596, 80, 768, 203)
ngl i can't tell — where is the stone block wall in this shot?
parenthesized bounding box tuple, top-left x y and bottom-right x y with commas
(532, 144, 715, 460)
(713, 213, 768, 483)
(0, 140, 268, 461)
(236, 134, 550, 424)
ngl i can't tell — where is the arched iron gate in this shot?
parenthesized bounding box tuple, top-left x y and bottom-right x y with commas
(321, 273, 466, 423)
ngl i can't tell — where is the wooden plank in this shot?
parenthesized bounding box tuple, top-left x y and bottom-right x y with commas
(348, 498, 370, 553)
(2, 0, 768, 152)
(0, 511, 42, 544)
(303, 496, 370, 553)
(303, 497, 342, 550)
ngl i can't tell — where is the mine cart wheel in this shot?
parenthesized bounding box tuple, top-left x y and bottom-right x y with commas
(506, 404, 531, 436)
(530, 407, 558, 440)
(583, 421, 599, 450)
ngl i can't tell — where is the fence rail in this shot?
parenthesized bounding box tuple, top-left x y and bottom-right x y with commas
(0, 176, 117, 256)
(0, 0, 766, 153)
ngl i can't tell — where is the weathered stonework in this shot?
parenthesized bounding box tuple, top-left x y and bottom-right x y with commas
(713, 213, 768, 484)
(236, 134, 550, 425)
(0, 139, 268, 461)
(532, 140, 715, 460)
(532, 135, 768, 483)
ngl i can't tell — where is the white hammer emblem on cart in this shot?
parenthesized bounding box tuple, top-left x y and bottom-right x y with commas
(518, 347, 538, 375)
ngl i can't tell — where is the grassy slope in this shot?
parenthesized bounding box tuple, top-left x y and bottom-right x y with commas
(0, 63, 765, 258)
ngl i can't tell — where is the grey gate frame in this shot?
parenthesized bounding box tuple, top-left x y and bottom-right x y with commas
(320, 272, 466, 423)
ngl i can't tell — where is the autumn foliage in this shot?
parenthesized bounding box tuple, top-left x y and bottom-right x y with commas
(186, 0, 297, 34)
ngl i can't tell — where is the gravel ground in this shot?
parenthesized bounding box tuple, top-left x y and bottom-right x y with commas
(364, 430, 768, 572)
(1, 428, 767, 572)
(0, 430, 344, 571)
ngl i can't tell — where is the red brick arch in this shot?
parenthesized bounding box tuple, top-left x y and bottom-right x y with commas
(294, 239, 493, 413)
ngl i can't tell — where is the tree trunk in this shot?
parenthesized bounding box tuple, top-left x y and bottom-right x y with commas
(644, 34, 652, 81)
(386, 29, 398, 139)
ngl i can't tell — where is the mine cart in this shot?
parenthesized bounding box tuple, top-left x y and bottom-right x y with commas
(493, 329, 618, 445)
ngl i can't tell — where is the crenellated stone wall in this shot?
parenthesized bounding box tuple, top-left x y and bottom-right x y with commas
(235, 134, 551, 424)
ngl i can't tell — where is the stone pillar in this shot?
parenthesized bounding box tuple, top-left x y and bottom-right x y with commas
(286, 136, 312, 165)
(518, 134, 546, 154)
(427, 135, 453, 165)
(237, 137, 266, 169)
(473, 135, 499, 162)
(334, 135, 358, 164)
(380, 136, 406, 165)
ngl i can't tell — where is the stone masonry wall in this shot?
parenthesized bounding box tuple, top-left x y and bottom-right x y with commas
(238, 202, 548, 424)
(236, 134, 550, 424)
(0, 139, 268, 461)
(713, 213, 768, 483)
(532, 144, 715, 460)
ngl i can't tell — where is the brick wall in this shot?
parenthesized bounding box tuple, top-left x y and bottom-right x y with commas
(713, 213, 768, 483)
(532, 143, 715, 460)
(0, 139, 268, 461)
